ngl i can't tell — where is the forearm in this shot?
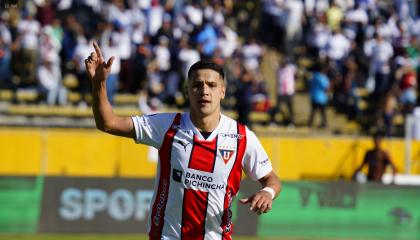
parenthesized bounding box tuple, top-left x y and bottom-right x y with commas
(91, 81, 115, 132)
(240, 171, 281, 215)
(92, 81, 135, 138)
(259, 171, 281, 199)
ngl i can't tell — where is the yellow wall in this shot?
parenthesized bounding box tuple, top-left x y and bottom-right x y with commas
(1, 128, 420, 180)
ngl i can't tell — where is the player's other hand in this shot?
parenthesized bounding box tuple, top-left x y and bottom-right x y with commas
(84, 42, 115, 84)
(239, 191, 273, 215)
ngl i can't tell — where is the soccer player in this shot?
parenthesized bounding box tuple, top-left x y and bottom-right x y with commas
(85, 42, 281, 240)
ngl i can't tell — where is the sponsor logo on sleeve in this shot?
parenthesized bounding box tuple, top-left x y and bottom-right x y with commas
(259, 158, 270, 167)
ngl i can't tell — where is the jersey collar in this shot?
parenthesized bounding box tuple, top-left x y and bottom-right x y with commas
(185, 112, 225, 141)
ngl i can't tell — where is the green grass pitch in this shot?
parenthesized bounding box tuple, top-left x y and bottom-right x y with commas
(0, 234, 344, 240)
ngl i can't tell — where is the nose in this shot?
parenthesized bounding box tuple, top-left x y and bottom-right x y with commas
(200, 84, 210, 95)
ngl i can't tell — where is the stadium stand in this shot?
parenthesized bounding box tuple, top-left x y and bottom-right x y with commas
(0, 0, 417, 137)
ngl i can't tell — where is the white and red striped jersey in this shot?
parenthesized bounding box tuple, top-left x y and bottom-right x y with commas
(131, 112, 273, 240)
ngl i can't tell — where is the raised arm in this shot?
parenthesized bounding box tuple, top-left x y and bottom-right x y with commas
(85, 42, 134, 138)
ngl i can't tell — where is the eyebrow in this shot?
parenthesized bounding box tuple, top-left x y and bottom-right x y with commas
(190, 78, 220, 84)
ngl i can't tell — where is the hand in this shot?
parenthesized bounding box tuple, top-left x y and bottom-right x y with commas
(84, 42, 115, 84)
(239, 190, 273, 215)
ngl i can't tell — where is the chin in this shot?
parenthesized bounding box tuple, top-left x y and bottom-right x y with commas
(194, 108, 212, 117)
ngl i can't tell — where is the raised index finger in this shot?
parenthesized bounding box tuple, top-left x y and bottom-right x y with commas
(93, 42, 104, 62)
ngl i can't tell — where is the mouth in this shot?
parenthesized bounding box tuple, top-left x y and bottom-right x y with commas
(198, 100, 211, 106)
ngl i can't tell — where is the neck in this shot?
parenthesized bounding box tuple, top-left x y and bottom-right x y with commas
(190, 112, 221, 132)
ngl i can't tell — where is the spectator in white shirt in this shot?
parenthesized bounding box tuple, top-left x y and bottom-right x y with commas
(17, 11, 41, 86)
(241, 36, 263, 73)
(269, 58, 297, 126)
(178, 35, 200, 80)
(101, 27, 121, 104)
(327, 28, 351, 72)
(37, 53, 67, 105)
(184, 2, 203, 27)
(217, 26, 238, 59)
(112, 21, 133, 93)
(73, 36, 93, 100)
(365, 33, 394, 101)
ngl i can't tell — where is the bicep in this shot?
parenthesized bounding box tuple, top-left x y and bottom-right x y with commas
(243, 129, 273, 181)
(109, 116, 135, 139)
(131, 113, 176, 148)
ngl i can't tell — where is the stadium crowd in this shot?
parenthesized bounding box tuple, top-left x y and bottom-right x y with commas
(0, 0, 418, 135)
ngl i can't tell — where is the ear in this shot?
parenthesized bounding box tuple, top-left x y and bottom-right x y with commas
(182, 79, 189, 97)
(221, 85, 226, 99)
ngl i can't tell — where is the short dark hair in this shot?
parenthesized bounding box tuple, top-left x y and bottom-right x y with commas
(373, 130, 385, 140)
(187, 60, 225, 82)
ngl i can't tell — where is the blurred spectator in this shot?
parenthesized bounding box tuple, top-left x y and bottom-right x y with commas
(151, 13, 175, 46)
(100, 25, 121, 104)
(259, 0, 288, 51)
(241, 35, 263, 73)
(195, 20, 218, 58)
(36, 0, 56, 26)
(0, 16, 12, 88)
(396, 63, 417, 115)
(37, 54, 67, 105)
(147, 2, 164, 36)
(217, 25, 238, 59)
(326, 1, 344, 31)
(132, 35, 152, 93)
(178, 35, 200, 80)
(112, 20, 133, 93)
(308, 63, 330, 128)
(0, 0, 416, 136)
(60, 15, 81, 72)
(364, 33, 394, 105)
(252, 73, 271, 114)
(284, 0, 304, 53)
(73, 36, 93, 101)
(184, 1, 203, 27)
(353, 131, 397, 183)
(270, 57, 296, 126)
(377, 91, 399, 136)
(339, 54, 365, 120)
(327, 27, 350, 73)
(307, 14, 330, 59)
(235, 65, 254, 128)
(40, 25, 61, 65)
(17, 10, 40, 86)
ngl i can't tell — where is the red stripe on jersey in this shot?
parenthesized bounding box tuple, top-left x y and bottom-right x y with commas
(188, 135, 218, 173)
(149, 113, 181, 240)
(181, 189, 209, 240)
(180, 136, 217, 238)
(221, 123, 247, 240)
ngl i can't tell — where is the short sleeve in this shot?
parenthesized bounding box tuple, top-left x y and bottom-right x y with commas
(131, 113, 177, 149)
(242, 128, 273, 181)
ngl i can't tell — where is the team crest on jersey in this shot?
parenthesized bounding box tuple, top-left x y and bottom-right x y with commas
(219, 149, 235, 164)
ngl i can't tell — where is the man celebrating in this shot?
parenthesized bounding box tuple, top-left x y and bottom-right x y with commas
(85, 42, 281, 240)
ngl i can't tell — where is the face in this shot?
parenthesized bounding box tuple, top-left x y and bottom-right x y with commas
(188, 69, 226, 118)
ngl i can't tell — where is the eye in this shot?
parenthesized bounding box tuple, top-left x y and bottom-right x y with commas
(192, 82, 202, 88)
